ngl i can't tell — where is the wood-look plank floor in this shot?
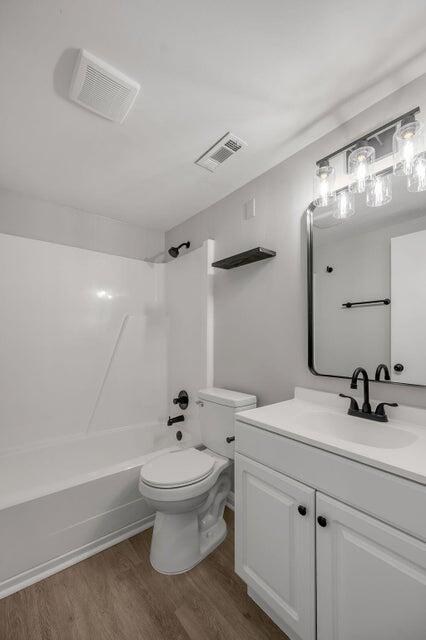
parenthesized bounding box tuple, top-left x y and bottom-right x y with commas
(0, 509, 289, 640)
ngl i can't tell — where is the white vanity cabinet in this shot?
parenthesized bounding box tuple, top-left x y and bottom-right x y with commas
(235, 454, 316, 640)
(316, 493, 426, 640)
(234, 409, 426, 640)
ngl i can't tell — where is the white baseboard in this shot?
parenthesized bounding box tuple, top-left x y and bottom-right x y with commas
(226, 490, 235, 511)
(0, 514, 154, 600)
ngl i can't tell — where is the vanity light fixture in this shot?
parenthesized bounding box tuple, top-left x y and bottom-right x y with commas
(348, 141, 375, 194)
(333, 188, 355, 219)
(313, 106, 422, 219)
(313, 160, 335, 207)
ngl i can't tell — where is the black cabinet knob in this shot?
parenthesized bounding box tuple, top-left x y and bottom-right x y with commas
(317, 516, 327, 528)
(393, 363, 404, 373)
(297, 505, 307, 516)
(226, 436, 235, 443)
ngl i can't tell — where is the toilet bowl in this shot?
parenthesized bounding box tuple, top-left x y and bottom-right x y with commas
(139, 447, 232, 574)
(139, 387, 256, 574)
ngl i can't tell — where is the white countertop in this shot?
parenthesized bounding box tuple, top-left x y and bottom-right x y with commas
(236, 387, 426, 485)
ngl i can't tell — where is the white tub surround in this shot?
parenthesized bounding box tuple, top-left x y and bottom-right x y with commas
(234, 388, 426, 640)
(0, 233, 217, 598)
(0, 232, 167, 453)
(0, 425, 177, 599)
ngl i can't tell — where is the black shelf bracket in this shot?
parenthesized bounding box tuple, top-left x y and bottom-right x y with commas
(212, 247, 276, 270)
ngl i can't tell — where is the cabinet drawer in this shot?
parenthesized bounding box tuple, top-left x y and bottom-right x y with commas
(235, 420, 426, 541)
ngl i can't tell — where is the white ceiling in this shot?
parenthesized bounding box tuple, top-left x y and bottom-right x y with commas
(1, 1, 426, 231)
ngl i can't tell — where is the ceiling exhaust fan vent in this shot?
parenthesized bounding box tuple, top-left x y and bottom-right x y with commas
(69, 49, 140, 123)
(195, 133, 247, 172)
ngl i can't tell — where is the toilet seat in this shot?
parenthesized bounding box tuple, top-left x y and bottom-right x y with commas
(141, 448, 216, 489)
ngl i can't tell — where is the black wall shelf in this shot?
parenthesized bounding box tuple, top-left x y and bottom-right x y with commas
(212, 247, 276, 270)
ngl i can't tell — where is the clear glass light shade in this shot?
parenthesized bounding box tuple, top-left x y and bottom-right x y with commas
(393, 120, 424, 176)
(366, 173, 392, 207)
(333, 189, 355, 220)
(348, 144, 375, 194)
(313, 163, 336, 207)
(407, 152, 426, 192)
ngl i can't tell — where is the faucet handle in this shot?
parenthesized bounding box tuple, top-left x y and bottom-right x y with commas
(339, 393, 359, 412)
(375, 402, 398, 417)
(172, 390, 189, 410)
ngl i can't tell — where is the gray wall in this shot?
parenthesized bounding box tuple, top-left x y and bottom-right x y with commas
(166, 73, 426, 409)
(0, 188, 164, 261)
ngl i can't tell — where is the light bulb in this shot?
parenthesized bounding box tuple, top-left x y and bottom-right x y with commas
(402, 137, 414, 166)
(348, 143, 375, 194)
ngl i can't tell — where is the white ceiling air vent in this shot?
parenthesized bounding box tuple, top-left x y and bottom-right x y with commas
(69, 49, 140, 123)
(195, 133, 247, 172)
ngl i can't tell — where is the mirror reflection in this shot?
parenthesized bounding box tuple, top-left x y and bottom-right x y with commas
(310, 173, 426, 385)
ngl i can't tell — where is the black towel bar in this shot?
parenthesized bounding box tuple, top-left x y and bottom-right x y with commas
(342, 298, 391, 308)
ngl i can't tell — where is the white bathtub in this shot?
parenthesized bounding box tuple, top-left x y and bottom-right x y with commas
(0, 423, 178, 599)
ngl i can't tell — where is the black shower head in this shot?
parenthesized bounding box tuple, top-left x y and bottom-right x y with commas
(168, 246, 179, 258)
(168, 242, 190, 258)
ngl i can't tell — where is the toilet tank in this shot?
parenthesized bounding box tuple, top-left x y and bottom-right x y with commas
(197, 388, 257, 458)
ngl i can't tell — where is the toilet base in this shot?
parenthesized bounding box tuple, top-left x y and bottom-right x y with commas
(150, 515, 227, 575)
(149, 470, 231, 574)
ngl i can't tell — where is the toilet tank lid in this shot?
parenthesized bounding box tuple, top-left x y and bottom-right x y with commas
(198, 387, 256, 408)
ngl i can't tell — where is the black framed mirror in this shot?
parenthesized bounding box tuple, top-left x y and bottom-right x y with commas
(307, 171, 426, 387)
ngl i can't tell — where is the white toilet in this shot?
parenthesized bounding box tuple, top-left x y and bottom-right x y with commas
(139, 387, 256, 574)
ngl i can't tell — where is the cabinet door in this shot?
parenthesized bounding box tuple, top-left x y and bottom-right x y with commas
(235, 453, 316, 640)
(316, 493, 426, 640)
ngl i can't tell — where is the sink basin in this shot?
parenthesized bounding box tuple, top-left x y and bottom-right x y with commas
(236, 388, 426, 484)
(294, 411, 418, 449)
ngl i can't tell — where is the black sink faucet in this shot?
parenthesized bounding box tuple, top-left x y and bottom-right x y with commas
(350, 367, 371, 414)
(340, 366, 398, 422)
(375, 363, 391, 382)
